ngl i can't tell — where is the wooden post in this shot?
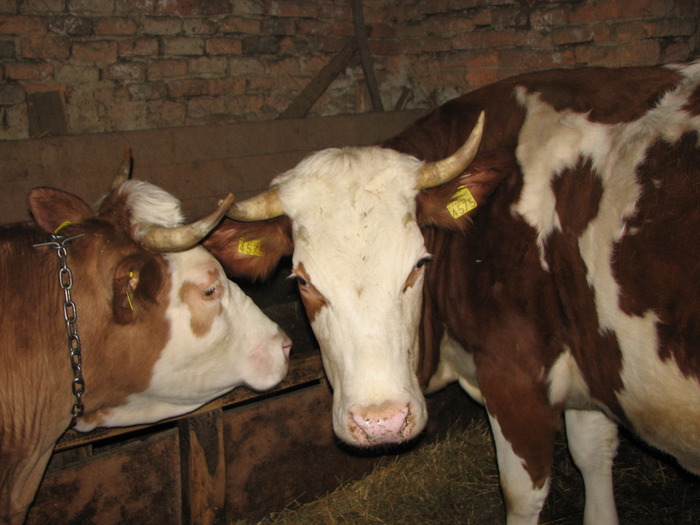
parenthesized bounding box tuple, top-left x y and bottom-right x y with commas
(179, 409, 226, 525)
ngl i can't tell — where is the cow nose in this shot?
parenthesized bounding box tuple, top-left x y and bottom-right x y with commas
(349, 403, 411, 446)
(280, 332, 292, 357)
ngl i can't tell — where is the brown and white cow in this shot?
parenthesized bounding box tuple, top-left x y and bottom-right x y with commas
(0, 174, 291, 524)
(204, 62, 700, 524)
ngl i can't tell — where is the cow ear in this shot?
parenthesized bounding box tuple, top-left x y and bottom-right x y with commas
(416, 155, 514, 230)
(203, 216, 294, 281)
(28, 187, 94, 233)
(113, 254, 163, 324)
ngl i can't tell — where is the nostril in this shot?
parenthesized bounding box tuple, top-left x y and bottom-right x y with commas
(281, 335, 292, 357)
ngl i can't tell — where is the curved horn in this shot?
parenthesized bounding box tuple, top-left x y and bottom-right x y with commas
(111, 146, 133, 190)
(224, 186, 284, 222)
(416, 111, 485, 190)
(138, 193, 235, 252)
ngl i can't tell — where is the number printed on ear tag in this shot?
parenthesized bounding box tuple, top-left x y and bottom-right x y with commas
(446, 185, 477, 219)
(238, 238, 264, 256)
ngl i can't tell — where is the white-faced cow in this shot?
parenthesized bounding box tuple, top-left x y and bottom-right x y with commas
(0, 167, 291, 524)
(204, 62, 700, 524)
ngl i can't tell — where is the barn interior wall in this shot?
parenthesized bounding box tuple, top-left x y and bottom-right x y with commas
(1, 0, 698, 141)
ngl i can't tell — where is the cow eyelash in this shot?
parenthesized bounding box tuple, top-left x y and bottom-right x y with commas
(202, 285, 218, 297)
(416, 256, 432, 269)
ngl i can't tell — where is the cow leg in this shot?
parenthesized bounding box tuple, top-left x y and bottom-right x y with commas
(487, 412, 551, 525)
(565, 408, 619, 525)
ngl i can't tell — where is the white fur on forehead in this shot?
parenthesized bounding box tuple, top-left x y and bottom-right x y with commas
(119, 180, 185, 228)
(275, 146, 423, 218)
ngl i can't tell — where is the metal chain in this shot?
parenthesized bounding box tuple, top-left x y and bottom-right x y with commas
(34, 232, 86, 427)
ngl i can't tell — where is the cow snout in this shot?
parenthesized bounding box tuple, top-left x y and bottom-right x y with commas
(349, 403, 412, 446)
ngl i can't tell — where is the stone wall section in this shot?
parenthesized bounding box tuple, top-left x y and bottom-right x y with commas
(0, 0, 698, 140)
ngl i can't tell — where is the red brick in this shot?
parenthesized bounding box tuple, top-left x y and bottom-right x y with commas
(72, 40, 118, 63)
(5, 61, 53, 80)
(220, 15, 260, 34)
(189, 56, 227, 75)
(48, 15, 93, 36)
(118, 37, 158, 57)
(183, 18, 217, 35)
(206, 36, 243, 55)
(162, 36, 204, 56)
(20, 35, 70, 59)
(268, 1, 318, 18)
(499, 48, 575, 70)
(187, 95, 225, 119)
(18, 0, 63, 13)
(155, 0, 231, 16)
(127, 81, 167, 100)
(424, 14, 476, 35)
(207, 76, 245, 96)
(168, 78, 208, 97)
(464, 67, 499, 89)
(95, 17, 139, 35)
(574, 40, 661, 67)
(552, 25, 594, 46)
(0, 15, 47, 35)
(105, 61, 146, 82)
(68, 0, 114, 14)
(147, 59, 187, 80)
(569, 0, 621, 24)
(116, 0, 156, 14)
(141, 15, 182, 35)
(146, 99, 186, 126)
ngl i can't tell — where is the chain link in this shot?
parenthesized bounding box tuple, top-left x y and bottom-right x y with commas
(34, 232, 86, 427)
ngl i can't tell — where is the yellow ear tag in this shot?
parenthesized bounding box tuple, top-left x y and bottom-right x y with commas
(54, 221, 72, 234)
(238, 238, 264, 257)
(125, 271, 135, 311)
(446, 185, 478, 219)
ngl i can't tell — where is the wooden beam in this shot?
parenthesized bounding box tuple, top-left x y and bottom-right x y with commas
(179, 409, 226, 525)
(279, 37, 358, 119)
(352, 0, 383, 111)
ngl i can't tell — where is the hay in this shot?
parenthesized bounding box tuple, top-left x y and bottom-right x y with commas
(234, 417, 700, 525)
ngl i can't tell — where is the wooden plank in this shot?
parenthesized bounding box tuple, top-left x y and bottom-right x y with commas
(179, 409, 225, 525)
(279, 37, 358, 119)
(54, 351, 324, 452)
(0, 110, 424, 224)
(351, 0, 383, 111)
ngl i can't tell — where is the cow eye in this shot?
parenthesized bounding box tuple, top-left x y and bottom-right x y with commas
(416, 256, 431, 269)
(296, 275, 308, 287)
(202, 284, 219, 298)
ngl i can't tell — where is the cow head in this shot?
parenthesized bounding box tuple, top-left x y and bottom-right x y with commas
(28, 176, 291, 432)
(205, 114, 502, 447)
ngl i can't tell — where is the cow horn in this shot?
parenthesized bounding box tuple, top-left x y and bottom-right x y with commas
(415, 111, 485, 190)
(224, 186, 284, 222)
(111, 146, 133, 190)
(138, 193, 235, 252)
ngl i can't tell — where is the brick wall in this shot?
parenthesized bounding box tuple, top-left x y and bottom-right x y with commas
(0, 0, 698, 141)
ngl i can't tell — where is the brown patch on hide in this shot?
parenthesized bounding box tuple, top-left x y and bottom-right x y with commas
(294, 261, 328, 324)
(613, 132, 700, 380)
(179, 267, 222, 337)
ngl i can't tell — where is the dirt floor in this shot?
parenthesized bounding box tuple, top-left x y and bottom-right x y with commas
(233, 413, 700, 525)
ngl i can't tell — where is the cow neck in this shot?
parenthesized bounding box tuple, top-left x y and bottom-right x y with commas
(33, 229, 86, 428)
